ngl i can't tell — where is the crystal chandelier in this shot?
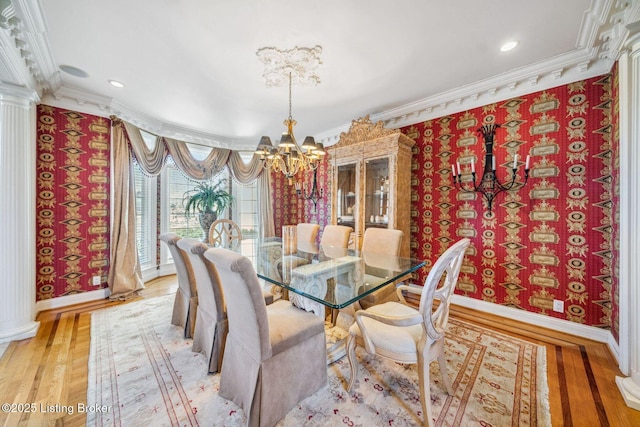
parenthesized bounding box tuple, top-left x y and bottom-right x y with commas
(255, 73, 325, 184)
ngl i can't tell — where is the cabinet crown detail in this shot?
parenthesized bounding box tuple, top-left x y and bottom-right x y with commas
(335, 115, 401, 147)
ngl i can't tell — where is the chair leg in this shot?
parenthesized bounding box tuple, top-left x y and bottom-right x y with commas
(437, 350, 454, 395)
(346, 334, 357, 392)
(418, 354, 434, 427)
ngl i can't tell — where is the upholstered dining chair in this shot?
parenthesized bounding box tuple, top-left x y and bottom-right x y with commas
(176, 238, 228, 373)
(204, 247, 327, 427)
(345, 238, 470, 427)
(358, 227, 404, 309)
(320, 224, 353, 249)
(281, 222, 322, 274)
(296, 222, 320, 254)
(209, 218, 242, 251)
(159, 233, 197, 338)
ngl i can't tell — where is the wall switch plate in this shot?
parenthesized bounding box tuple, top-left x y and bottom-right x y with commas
(553, 299, 564, 313)
(92, 275, 101, 286)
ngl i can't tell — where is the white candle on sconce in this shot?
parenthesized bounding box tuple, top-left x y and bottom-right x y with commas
(525, 155, 530, 169)
(492, 155, 496, 171)
(513, 154, 518, 169)
(471, 158, 475, 173)
(451, 164, 456, 177)
(456, 161, 461, 175)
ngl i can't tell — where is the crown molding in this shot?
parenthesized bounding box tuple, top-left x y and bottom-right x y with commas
(8, 0, 637, 150)
(45, 87, 257, 150)
(320, 0, 638, 144)
(0, 0, 58, 93)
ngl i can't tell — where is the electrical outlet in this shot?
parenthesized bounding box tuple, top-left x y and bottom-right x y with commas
(553, 299, 564, 313)
(92, 275, 101, 286)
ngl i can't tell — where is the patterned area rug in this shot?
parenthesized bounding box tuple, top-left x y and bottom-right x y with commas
(87, 294, 550, 426)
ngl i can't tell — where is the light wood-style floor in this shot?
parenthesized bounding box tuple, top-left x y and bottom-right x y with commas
(1, 275, 639, 426)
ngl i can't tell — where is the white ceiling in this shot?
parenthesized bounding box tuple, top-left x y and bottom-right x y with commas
(1, 0, 638, 149)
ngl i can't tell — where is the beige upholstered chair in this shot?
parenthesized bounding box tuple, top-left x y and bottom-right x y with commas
(346, 238, 470, 427)
(177, 238, 228, 373)
(358, 227, 404, 309)
(296, 222, 320, 254)
(159, 233, 197, 338)
(281, 223, 321, 274)
(204, 247, 327, 427)
(209, 218, 242, 251)
(320, 224, 353, 249)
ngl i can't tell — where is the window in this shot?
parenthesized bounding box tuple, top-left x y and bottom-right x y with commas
(133, 130, 159, 275)
(133, 162, 157, 270)
(134, 137, 260, 279)
(231, 177, 259, 264)
(166, 143, 230, 243)
(166, 164, 207, 240)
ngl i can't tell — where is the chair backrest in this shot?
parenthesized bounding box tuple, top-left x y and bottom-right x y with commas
(204, 247, 272, 360)
(419, 238, 470, 341)
(209, 219, 243, 251)
(361, 227, 403, 256)
(320, 225, 353, 248)
(296, 223, 320, 253)
(159, 233, 196, 297)
(177, 238, 225, 322)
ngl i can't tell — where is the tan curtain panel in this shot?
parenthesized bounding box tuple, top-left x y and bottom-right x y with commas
(164, 137, 230, 180)
(122, 121, 166, 176)
(108, 119, 145, 300)
(227, 151, 275, 238)
(108, 120, 275, 297)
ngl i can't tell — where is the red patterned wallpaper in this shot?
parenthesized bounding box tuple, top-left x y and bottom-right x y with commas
(271, 73, 617, 332)
(401, 74, 615, 329)
(35, 106, 110, 300)
(271, 158, 331, 240)
(611, 63, 620, 341)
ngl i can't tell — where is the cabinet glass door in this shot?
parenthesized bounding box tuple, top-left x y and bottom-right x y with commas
(364, 158, 390, 229)
(336, 163, 356, 229)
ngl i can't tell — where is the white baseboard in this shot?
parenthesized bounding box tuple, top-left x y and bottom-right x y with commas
(452, 294, 620, 364)
(36, 267, 177, 314)
(0, 321, 40, 343)
(36, 288, 111, 313)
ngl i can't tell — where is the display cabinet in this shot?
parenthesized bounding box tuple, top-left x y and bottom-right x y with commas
(329, 116, 415, 257)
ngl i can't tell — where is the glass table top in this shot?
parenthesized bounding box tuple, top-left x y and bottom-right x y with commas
(253, 238, 426, 309)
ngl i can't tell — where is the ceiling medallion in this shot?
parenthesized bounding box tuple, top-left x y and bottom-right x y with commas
(256, 45, 322, 87)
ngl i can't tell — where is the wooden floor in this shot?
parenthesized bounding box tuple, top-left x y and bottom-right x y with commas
(1, 276, 639, 426)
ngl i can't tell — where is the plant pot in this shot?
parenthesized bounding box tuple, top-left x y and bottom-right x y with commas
(198, 211, 217, 244)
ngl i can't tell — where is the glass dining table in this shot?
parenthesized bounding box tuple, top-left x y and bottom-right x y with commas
(252, 237, 426, 362)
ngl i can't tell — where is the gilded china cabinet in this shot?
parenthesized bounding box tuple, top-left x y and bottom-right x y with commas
(329, 116, 414, 257)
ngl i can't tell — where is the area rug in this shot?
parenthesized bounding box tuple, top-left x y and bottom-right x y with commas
(87, 294, 550, 426)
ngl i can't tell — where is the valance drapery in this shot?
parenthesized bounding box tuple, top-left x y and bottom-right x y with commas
(108, 118, 275, 300)
(164, 137, 230, 180)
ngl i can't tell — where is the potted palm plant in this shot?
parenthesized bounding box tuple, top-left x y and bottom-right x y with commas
(183, 179, 233, 243)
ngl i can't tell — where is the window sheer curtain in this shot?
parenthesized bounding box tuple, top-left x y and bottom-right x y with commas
(109, 118, 275, 300)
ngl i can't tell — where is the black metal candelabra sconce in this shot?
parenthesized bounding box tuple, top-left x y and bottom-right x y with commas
(452, 124, 530, 214)
(295, 168, 324, 212)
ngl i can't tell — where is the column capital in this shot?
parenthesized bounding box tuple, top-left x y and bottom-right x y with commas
(0, 82, 39, 104)
(625, 21, 640, 51)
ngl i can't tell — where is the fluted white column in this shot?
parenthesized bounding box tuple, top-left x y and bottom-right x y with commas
(0, 84, 39, 343)
(616, 21, 640, 411)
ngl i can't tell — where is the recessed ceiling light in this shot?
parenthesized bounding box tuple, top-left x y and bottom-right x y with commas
(500, 41, 519, 52)
(59, 65, 89, 78)
(108, 80, 125, 88)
